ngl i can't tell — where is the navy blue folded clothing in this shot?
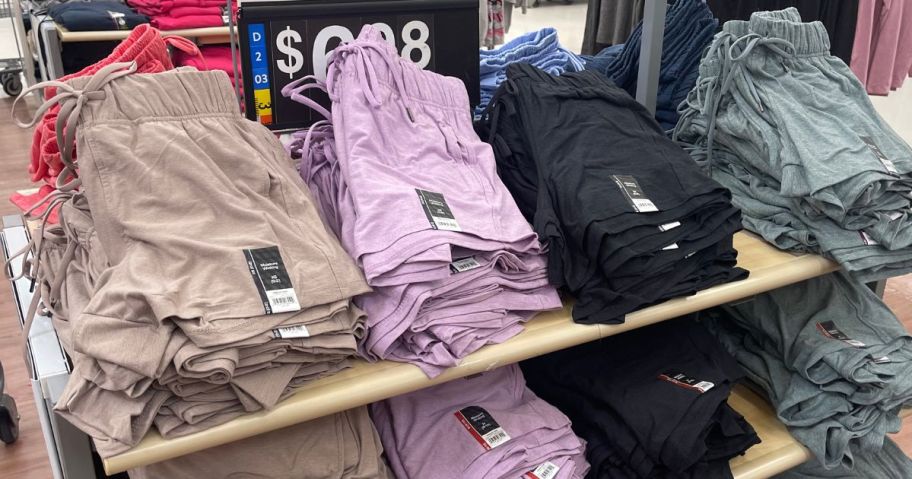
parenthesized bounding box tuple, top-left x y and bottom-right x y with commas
(586, 0, 717, 130)
(50, 1, 148, 31)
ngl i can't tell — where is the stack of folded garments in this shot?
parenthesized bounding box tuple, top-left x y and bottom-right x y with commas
(10, 25, 194, 221)
(16, 61, 370, 456)
(703, 272, 912, 469)
(476, 27, 585, 117)
(475, 62, 747, 325)
(283, 25, 561, 377)
(521, 318, 760, 478)
(127, 0, 236, 30)
(371, 364, 590, 479)
(585, 0, 717, 130)
(129, 407, 394, 478)
(173, 45, 242, 91)
(675, 8, 912, 282)
(49, 0, 148, 32)
(774, 438, 912, 479)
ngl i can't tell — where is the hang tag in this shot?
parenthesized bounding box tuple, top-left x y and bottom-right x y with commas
(450, 257, 482, 273)
(523, 462, 560, 479)
(871, 355, 891, 364)
(659, 221, 681, 232)
(860, 136, 899, 175)
(417, 189, 461, 231)
(888, 211, 903, 221)
(455, 406, 511, 450)
(244, 246, 302, 314)
(658, 371, 715, 393)
(859, 231, 878, 246)
(611, 175, 658, 213)
(107, 11, 128, 30)
(272, 324, 310, 339)
(817, 321, 866, 348)
(221, 5, 230, 25)
(662, 243, 679, 251)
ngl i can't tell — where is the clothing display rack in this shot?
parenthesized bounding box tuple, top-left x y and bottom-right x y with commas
(3, 1, 910, 478)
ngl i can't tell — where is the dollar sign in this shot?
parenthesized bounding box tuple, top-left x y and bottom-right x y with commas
(276, 26, 303, 79)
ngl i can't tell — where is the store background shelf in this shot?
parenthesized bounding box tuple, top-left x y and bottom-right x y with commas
(101, 232, 840, 474)
(55, 24, 233, 44)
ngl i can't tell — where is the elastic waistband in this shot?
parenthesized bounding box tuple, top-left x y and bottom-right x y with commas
(70, 67, 240, 123)
(722, 20, 749, 37)
(749, 15, 830, 56)
(504, 62, 636, 105)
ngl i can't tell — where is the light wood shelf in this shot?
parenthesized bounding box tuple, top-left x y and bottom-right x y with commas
(55, 24, 233, 43)
(100, 232, 840, 474)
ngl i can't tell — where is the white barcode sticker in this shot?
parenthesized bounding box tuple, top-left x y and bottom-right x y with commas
(659, 221, 681, 232)
(482, 428, 510, 448)
(450, 257, 482, 273)
(266, 288, 302, 314)
(524, 461, 560, 479)
(662, 243, 679, 251)
(272, 323, 310, 339)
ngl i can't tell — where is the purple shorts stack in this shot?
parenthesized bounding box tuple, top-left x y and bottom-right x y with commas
(286, 25, 560, 377)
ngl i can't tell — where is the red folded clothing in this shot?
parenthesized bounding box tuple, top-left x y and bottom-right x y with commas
(9, 185, 59, 224)
(15, 25, 198, 221)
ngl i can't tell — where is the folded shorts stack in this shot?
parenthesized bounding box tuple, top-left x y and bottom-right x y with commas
(475, 63, 747, 325)
(521, 318, 760, 479)
(284, 25, 561, 377)
(674, 8, 912, 282)
(371, 364, 590, 479)
(19, 63, 369, 457)
(476, 27, 585, 117)
(703, 272, 912, 469)
(585, 0, 718, 130)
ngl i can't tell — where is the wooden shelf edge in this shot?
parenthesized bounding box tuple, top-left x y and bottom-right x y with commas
(102, 233, 838, 474)
(56, 24, 233, 43)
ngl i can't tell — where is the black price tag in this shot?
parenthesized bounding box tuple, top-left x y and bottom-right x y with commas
(239, 0, 480, 130)
(454, 406, 511, 450)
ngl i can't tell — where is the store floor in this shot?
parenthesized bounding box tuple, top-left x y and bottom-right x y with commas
(0, 70, 911, 478)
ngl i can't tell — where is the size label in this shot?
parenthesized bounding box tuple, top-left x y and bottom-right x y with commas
(659, 221, 681, 232)
(658, 371, 714, 393)
(817, 321, 866, 347)
(860, 136, 899, 175)
(455, 406, 510, 450)
(523, 462, 560, 479)
(244, 246, 301, 314)
(611, 175, 658, 213)
(272, 324, 310, 339)
(450, 257, 481, 273)
(417, 189, 461, 231)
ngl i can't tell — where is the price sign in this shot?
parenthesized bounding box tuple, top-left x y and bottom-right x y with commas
(239, 0, 480, 130)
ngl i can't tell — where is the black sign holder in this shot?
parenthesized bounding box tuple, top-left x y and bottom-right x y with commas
(237, 0, 479, 131)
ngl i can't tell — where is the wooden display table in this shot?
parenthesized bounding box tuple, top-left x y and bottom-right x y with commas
(55, 24, 233, 44)
(101, 232, 841, 474)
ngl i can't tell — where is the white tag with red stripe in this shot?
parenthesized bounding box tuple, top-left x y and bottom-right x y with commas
(523, 461, 560, 479)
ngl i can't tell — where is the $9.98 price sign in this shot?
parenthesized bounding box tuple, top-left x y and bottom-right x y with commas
(275, 21, 433, 80)
(239, 0, 479, 130)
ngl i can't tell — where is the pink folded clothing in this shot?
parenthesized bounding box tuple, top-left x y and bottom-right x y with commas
(169, 6, 221, 16)
(153, 13, 233, 30)
(173, 46, 242, 89)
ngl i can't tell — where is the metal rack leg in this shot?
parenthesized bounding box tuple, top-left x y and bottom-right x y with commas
(635, 0, 666, 115)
